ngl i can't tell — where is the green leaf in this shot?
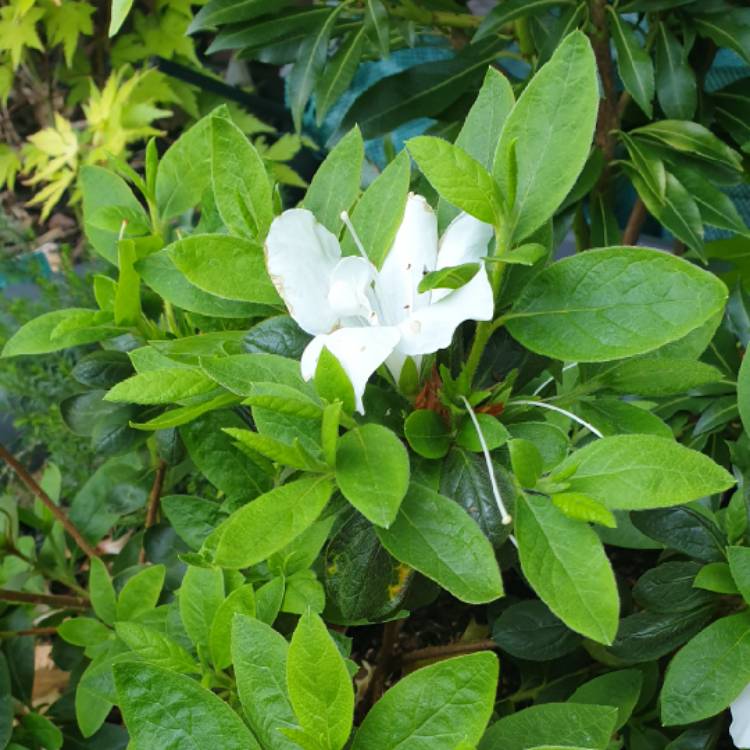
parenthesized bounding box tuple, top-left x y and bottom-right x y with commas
(633, 561, 713, 613)
(493, 32, 598, 242)
(117, 565, 165, 621)
(594, 357, 723, 396)
(492, 600, 579, 662)
(233, 614, 298, 750)
(200, 353, 311, 396)
(168, 234, 280, 305)
(620, 131, 666, 200)
(557, 435, 735, 510)
(316, 30, 366, 125)
(315, 348, 356, 414)
(114, 662, 259, 749)
(365, 0, 389, 57)
(352, 653, 498, 750)
(505, 247, 727, 361)
(608, 9, 654, 117)
(287, 610, 354, 750)
(289, 7, 342, 132)
(213, 476, 333, 568)
(105, 368, 215, 405)
(179, 565, 224, 653)
(551, 492, 616, 528)
(474, 0, 574, 41)
(2, 309, 121, 357)
(693, 10, 750, 66)
(693, 561, 738, 594)
(189, 0, 294, 33)
(211, 117, 273, 239)
(632, 508, 724, 563)
(729, 546, 750, 604)
(408, 137, 501, 224)
(58, 617, 112, 647)
(418, 262, 481, 294)
(137, 250, 268, 318)
(109, 0, 134, 35)
(569, 670, 643, 731)
(20, 712, 62, 750)
(516, 494, 619, 644)
(376, 483, 503, 604)
(208, 584, 255, 670)
(341, 40, 504, 140)
(479, 703, 618, 750)
(302, 127, 363, 234)
(115, 622, 199, 674)
(493, 242, 548, 266)
(508, 438, 543, 488)
(404, 409, 451, 459)
(89, 557, 117, 626)
(738, 352, 750, 437)
(225, 427, 326, 472)
(655, 23, 696, 120)
(661, 611, 750, 725)
(340, 149, 410, 268)
(336, 424, 410, 527)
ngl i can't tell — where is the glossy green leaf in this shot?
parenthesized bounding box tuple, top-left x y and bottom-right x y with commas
(594, 357, 723, 396)
(352, 653, 498, 750)
(117, 565, 165, 621)
(608, 9, 654, 117)
(213, 476, 333, 568)
(418, 262, 481, 294)
(729, 547, 750, 604)
(655, 24, 696, 119)
(516, 494, 619, 643)
(557, 435, 735, 510)
(474, 0, 575, 41)
(404, 410, 451, 459)
(569, 670, 643, 730)
(316, 30, 366, 125)
(105, 368, 215, 405)
(179, 565, 224, 653)
(89, 557, 117, 626)
(115, 622, 199, 674)
(336, 424, 409, 527)
(506, 247, 727, 361)
(376, 483, 503, 604)
(661, 611, 750, 725)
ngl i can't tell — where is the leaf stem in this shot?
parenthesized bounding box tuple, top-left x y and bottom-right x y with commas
(401, 638, 498, 665)
(0, 588, 88, 610)
(0, 443, 98, 559)
(387, 4, 481, 30)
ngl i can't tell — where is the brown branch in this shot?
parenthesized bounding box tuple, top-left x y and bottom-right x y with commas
(0, 589, 88, 610)
(363, 620, 403, 714)
(140, 460, 168, 564)
(622, 198, 647, 245)
(0, 443, 98, 559)
(0, 626, 58, 638)
(401, 638, 499, 665)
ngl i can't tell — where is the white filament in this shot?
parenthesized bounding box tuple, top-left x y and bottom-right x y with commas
(460, 396, 512, 525)
(512, 400, 604, 439)
(340, 211, 369, 261)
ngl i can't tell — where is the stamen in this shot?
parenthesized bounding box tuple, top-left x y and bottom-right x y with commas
(532, 363, 579, 396)
(512, 400, 604, 438)
(340, 211, 369, 261)
(460, 396, 512, 525)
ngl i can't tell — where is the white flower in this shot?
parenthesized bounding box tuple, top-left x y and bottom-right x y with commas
(265, 193, 495, 412)
(732, 682, 750, 748)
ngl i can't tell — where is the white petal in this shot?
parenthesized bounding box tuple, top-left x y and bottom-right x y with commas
(299, 326, 400, 413)
(327, 256, 376, 320)
(731, 682, 750, 748)
(375, 193, 438, 326)
(437, 212, 494, 269)
(265, 208, 341, 335)
(385, 351, 422, 384)
(396, 265, 494, 356)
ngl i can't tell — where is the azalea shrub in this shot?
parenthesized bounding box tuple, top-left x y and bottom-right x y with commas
(3, 27, 750, 750)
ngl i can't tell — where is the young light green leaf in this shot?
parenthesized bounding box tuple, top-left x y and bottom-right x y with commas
(302, 127, 363, 233)
(117, 565, 165, 621)
(341, 150, 411, 268)
(179, 565, 224, 654)
(569, 670, 643, 730)
(105, 368, 216, 405)
(516, 494, 619, 644)
(114, 239, 141, 327)
(505, 247, 727, 361)
(661, 611, 750, 725)
(89, 557, 117, 626)
(209, 585, 256, 670)
(287, 610, 354, 750)
(608, 9, 654, 117)
(114, 662, 260, 749)
(408, 137, 502, 224)
(693, 562, 738, 594)
(376, 483, 504, 604)
(336, 424, 410, 527)
(729, 547, 750, 604)
(233, 614, 298, 750)
(493, 31, 598, 241)
(213, 476, 333, 568)
(551, 493, 616, 528)
(211, 117, 273, 239)
(418, 262, 480, 294)
(109, 0, 134, 35)
(58, 618, 112, 647)
(557, 435, 735, 510)
(168, 234, 280, 305)
(115, 622, 199, 674)
(352, 653, 498, 750)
